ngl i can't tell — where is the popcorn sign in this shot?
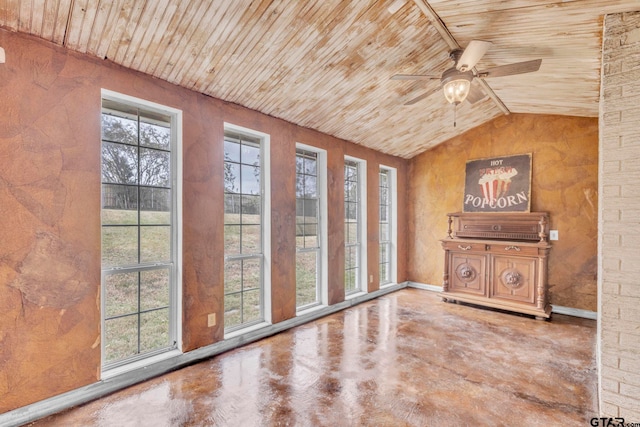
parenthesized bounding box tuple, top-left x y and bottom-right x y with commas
(463, 154, 531, 212)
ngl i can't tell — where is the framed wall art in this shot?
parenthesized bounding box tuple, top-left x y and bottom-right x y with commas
(463, 154, 532, 213)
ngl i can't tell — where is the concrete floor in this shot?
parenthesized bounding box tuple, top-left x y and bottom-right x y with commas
(29, 289, 597, 426)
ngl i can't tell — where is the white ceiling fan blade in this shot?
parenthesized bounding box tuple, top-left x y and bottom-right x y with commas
(457, 40, 492, 72)
(390, 74, 440, 80)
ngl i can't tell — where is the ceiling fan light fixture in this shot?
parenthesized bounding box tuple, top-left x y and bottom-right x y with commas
(443, 79, 471, 104)
(441, 68, 473, 105)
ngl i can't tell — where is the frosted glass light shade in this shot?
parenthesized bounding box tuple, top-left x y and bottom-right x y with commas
(443, 79, 471, 104)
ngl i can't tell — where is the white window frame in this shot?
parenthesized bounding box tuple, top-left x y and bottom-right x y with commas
(344, 155, 367, 297)
(295, 143, 328, 313)
(100, 89, 183, 377)
(223, 123, 271, 338)
(379, 165, 398, 286)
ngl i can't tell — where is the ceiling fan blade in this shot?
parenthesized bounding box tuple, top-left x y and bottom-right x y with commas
(457, 40, 492, 72)
(465, 84, 485, 104)
(391, 74, 440, 81)
(404, 86, 441, 105)
(478, 59, 542, 78)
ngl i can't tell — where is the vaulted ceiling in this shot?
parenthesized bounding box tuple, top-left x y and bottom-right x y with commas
(1, 0, 638, 158)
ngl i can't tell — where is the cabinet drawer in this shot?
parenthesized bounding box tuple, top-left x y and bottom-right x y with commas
(487, 244, 539, 256)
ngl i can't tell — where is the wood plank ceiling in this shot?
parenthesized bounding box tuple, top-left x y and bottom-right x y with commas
(1, 0, 638, 158)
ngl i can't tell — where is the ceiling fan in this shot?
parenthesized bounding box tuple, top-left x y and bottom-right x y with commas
(391, 40, 542, 106)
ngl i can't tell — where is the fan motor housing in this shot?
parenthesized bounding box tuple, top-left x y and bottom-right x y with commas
(441, 67, 473, 85)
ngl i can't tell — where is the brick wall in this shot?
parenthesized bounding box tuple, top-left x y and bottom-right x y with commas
(599, 11, 640, 420)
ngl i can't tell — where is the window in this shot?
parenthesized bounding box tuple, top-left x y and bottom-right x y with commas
(296, 147, 324, 310)
(379, 167, 396, 285)
(344, 157, 366, 295)
(223, 128, 269, 332)
(100, 92, 181, 370)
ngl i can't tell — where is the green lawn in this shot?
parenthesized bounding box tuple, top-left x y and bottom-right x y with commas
(102, 208, 172, 364)
(102, 208, 323, 361)
(296, 251, 318, 307)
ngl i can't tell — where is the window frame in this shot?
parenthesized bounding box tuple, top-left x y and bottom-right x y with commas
(295, 143, 328, 312)
(379, 165, 398, 286)
(100, 89, 183, 375)
(223, 123, 271, 336)
(344, 156, 368, 297)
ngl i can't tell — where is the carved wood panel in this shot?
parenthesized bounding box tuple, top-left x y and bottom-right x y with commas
(490, 255, 537, 304)
(449, 253, 486, 296)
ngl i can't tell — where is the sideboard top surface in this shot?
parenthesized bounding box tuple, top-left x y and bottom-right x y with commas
(446, 212, 550, 243)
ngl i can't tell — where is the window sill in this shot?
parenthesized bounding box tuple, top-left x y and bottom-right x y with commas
(296, 304, 326, 317)
(345, 290, 367, 300)
(101, 349, 183, 380)
(224, 321, 271, 340)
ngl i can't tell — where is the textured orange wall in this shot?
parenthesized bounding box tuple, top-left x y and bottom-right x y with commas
(0, 29, 408, 412)
(0, 31, 103, 412)
(408, 114, 598, 311)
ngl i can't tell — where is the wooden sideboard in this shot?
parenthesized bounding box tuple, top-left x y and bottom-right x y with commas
(440, 212, 551, 320)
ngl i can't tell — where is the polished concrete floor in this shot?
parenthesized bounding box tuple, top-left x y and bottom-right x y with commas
(29, 289, 597, 426)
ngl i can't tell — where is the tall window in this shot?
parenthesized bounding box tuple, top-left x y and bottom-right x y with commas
(101, 94, 180, 370)
(344, 158, 365, 295)
(224, 131, 265, 331)
(296, 148, 321, 309)
(379, 168, 392, 285)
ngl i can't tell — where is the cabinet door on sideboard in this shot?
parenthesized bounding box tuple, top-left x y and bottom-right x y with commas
(490, 255, 537, 304)
(449, 253, 487, 296)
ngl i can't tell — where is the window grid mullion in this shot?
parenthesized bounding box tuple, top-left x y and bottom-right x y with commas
(105, 304, 170, 322)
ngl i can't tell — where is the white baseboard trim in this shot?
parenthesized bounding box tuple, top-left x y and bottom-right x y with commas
(407, 281, 597, 320)
(0, 282, 409, 427)
(551, 305, 597, 320)
(407, 281, 442, 292)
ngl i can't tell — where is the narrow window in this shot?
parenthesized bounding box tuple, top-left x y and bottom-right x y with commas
(101, 94, 180, 370)
(344, 157, 366, 295)
(223, 130, 267, 332)
(296, 148, 322, 310)
(379, 168, 392, 285)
